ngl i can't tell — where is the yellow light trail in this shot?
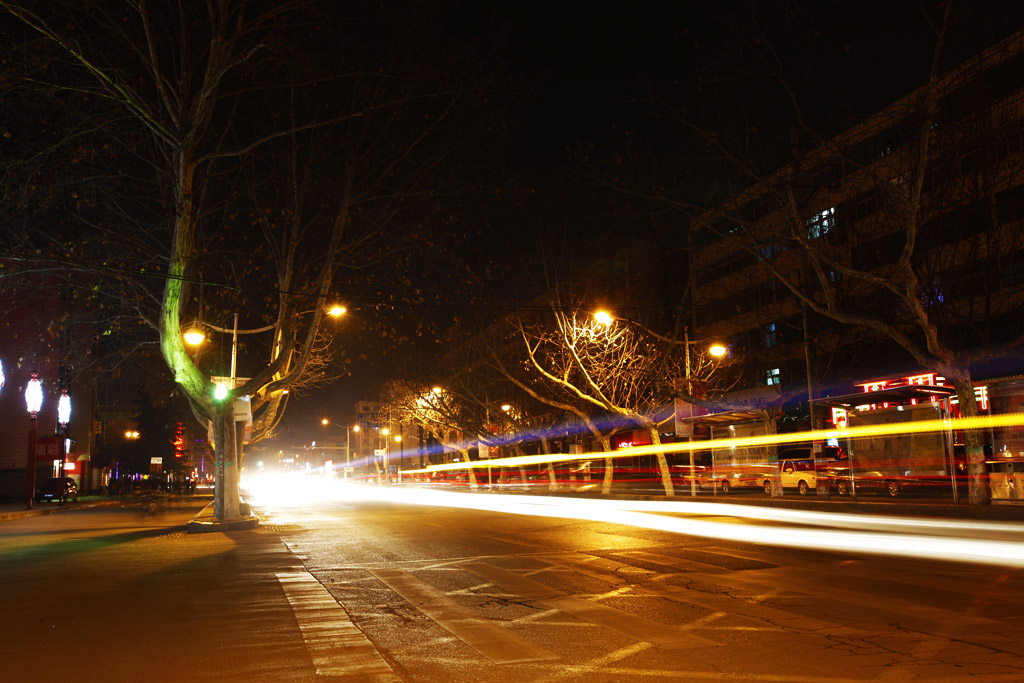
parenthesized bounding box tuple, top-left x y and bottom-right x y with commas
(402, 411, 1024, 474)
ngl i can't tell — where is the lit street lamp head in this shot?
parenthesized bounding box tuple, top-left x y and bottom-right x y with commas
(25, 373, 43, 415)
(708, 343, 728, 357)
(58, 390, 71, 426)
(327, 305, 346, 317)
(594, 310, 613, 326)
(183, 328, 206, 345)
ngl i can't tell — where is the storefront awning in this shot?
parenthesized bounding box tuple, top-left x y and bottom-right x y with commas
(676, 409, 768, 425)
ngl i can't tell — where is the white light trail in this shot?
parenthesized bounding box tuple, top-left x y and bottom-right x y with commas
(244, 476, 1024, 568)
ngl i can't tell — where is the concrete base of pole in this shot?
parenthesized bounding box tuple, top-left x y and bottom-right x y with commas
(187, 500, 258, 533)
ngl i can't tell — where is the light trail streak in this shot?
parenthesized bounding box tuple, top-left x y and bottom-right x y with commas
(244, 476, 1024, 568)
(401, 411, 1024, 474)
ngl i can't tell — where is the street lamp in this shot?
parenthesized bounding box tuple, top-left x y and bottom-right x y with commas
(57, 390, 71, 506)
(381, 427, 390, 484)
(680, 326, 730, 497)
(25, 373, 43, 509)
(183, 305, 347, 391)
(321, 418, 359, 479)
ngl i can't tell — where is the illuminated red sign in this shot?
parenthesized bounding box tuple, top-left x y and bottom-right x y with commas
(853, 373, 988, 412)
(613, 430, 652, 449)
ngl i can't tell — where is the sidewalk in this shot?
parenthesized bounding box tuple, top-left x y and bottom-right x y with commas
(0, 499, 398, 682)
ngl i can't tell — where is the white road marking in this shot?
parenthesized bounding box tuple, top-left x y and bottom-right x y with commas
(465, 562, 720, 650)
(368, 567, 559, 664)
(533, 642, 653, 683)
(276, 571, 400, 680)
(544, 553, 854, 634)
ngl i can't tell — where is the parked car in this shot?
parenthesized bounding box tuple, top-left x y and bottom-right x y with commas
(35, 478, 78, 503)
(670, 465, 741, 493)
(826, 467, 904, 497)
(765, 459, 817, 495)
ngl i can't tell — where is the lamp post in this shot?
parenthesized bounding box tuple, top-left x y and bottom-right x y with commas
(321, 418, 358, 479)
(381, 427, 390, 485)
(351, 425, 359, 477)
(25, 373, 43, 510)
(184, 306, 346, 389)
(682, 325, 728, 497)
(57, 390, 71, 506)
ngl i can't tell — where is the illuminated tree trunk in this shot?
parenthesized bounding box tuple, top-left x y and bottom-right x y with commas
(538, 436, 559, 491)
(647, 428, 675, 497)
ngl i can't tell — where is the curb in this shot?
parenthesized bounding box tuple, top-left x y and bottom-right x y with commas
(186, 500, 259, 534)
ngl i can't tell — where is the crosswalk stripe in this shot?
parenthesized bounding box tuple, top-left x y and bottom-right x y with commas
(464, 562, 720, 650)
(276, 571, 400, 680)
(368, 567, 558, 664)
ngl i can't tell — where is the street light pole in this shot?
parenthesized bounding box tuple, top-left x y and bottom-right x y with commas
(58, 390, 71, 506)
(25, 373, 43, 510)
(352, 424, 360, 477)
(230, 312, 238, 388)
(684, 326, 697, 498)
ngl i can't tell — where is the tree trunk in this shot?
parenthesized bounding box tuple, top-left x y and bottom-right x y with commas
(949, 370, 990, 505)
(649, 428, 675, 497)
(460, 448, 478, 488)
(539, 436, 558, 491)
(763, 410, 783, 497)
(597, 436, 615, 494)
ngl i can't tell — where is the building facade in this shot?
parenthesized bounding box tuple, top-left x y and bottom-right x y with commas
(686, 31, 1024, 499)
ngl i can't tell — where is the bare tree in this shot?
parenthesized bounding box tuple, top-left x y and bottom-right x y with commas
(0, 1, 491, 518)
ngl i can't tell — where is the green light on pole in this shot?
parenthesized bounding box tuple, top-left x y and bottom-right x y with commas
(213, 383, 229, 401)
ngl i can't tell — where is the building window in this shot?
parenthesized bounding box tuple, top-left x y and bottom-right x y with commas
(763, 323, 777, 349)
(759, 242, 787, 260)
(766, 368, 781, 386)
(805, 207, 835, 239)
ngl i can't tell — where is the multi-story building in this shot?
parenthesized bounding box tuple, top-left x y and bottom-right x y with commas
(690, 30, 1024, 409)
(686, 30, 1024, 499)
